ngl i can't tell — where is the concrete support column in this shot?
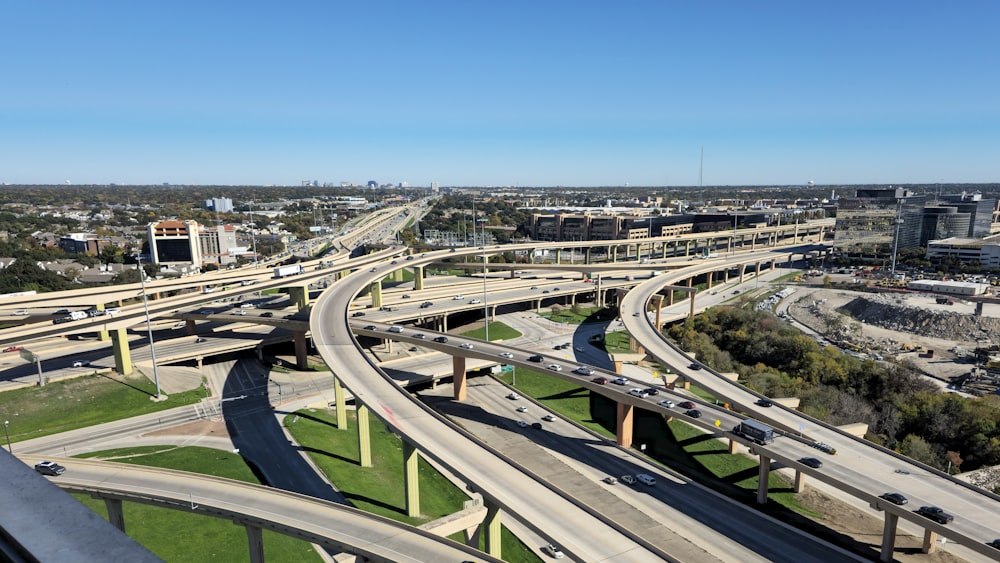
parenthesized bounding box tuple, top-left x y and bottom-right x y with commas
(585, 248, 591, 264)
(793, 470, 806, 492)
(756, 455, 771, 504)
(880, 512, 899, 562)
(334, 376, 347, 429)
(104, 498, 125, 532)
(596, 276, 603, 307)
(728, 439, 739, 454)
(393, 268, 404, 282)
(661, 242, 667, 259)
(94, 304, 109, 341)
(739, 266, 745, 285)
(489, 305, 496, 322)
(611, 246, 617, 263)
(689, 292, 697, 320)
(668, 289, 675, 306)
(612, 360, 623, 373)
(483, 499, 502, 559)
(921, 529, 938, 554)
(186, 319, 197, 335)
(403, 440, 421, 518)
(357, 403, 372, 467)
(110, 328, 133, 376)
(288, 286, 310, 310)
(453, 356, 468, 401)
(370, 280, 383, 309)
(724, 269, 729, 283)
(616, 402, 634, 447)
(555, 249, 561, 264)
(244, 524, 265, 563)
(293, 330, 309, 370)
(706, 272, 714, 289)
(442, 314, 448, 332)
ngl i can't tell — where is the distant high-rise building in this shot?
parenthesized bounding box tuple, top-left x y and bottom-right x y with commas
(834, 188, 925, 255)
(204, 197, 233, 213)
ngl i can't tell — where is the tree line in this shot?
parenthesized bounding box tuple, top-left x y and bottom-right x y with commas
(666, 306, 1000, 476)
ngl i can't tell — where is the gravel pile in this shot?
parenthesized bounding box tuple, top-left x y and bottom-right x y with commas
(839, 295, 1000, 343)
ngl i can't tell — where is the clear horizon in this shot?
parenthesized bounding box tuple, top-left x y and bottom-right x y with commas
(2, 2, 997, 187)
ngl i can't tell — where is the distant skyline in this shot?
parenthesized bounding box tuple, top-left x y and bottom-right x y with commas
(2, 2, 997, 187)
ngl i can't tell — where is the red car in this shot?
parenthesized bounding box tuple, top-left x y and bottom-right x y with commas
(3, 346, 23, 353)
(678, 401, 696, 409)
(592, 377, 609, 385)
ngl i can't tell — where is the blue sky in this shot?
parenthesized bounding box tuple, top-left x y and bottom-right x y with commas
(2, 1, 997, 187)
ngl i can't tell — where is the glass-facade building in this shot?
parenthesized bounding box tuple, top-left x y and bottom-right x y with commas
(834, 188, 926, 255)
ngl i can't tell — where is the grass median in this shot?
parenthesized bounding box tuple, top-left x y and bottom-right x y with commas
(0, 372, 205, 443)
(74, 446, 322, 563)
(285, 408, 539, 562)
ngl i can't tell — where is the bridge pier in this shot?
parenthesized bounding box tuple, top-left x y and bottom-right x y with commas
(358, 403, 373, 467)
(616, 402, 634, 448)
(94, 304, 109, 341)
(756, 455, 771, 504)
(103, 498, 125, 532)
(244, 523, 265, 563)
(186, 320, 196, 335)
(334, 376, 347, 429)
(453, 356, 467, 401)
(404, 440, 421, 518)
(483, 499, 502, 559)
(413, 266, 424, 290)
(793, 469, 806, 492)
(922, 529, 938, 554)
(110, 328, 132, 376)
(393, 268, 404, 282)
(370, 281, 383, 309)
(288, 286, 310, 311)
(879, 512, 899, 562)
(293, 331, 309, 370)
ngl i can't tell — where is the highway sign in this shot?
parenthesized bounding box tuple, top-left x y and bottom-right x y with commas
(19, 349, 37, 363)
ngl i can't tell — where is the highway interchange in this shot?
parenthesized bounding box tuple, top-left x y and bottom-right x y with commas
(2, 206, 999, 562)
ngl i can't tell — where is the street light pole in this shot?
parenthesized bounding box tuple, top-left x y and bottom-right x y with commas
(248, 200, 259, 270)
(473, 198, 489, 341)
(890, 202, 903, 279)
(135, 248, 163, 400)
(3, 420, 10, 453)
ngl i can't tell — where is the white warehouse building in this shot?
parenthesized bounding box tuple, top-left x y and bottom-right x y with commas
(907, 279, 990, 296)
(925, 237, 1000, 269)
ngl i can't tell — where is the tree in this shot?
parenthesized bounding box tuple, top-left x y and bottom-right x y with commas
(899, 434, 941, 468)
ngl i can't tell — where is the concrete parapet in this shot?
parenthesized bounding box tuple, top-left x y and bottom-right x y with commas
(837, 422, 869, 438)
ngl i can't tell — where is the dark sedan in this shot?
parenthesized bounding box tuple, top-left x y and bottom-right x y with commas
(879, 492, 908, 505)
(799, 457, 823, 469)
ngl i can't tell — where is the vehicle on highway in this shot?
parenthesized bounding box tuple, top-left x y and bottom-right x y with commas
(34, 461, 65, 476)
(733, 419, 775, 445)
(388, 325, 403, 333)
(628, 388, 648, 398)
(592, 377, 608, 384)
(379, 306, 394, 312)
(232, 309, 247, 316)
(603, 476, 617, 485)
(987, 539, 1000, 550)
(574, 346, 584, 352)
(531, 422, 543, 430)
(433, 336, 448, 343)
(13, 309, 28, 315)
(3, 346, 23, 353)
(54, 309, 70, 315)
(756, 398, 774, 407)
(195, 337, 207, 343)
(499, 352, 514, 359)
(658, 400, 674, 408)
(546, 364, 562, 371)
(620, 475, 636, 485)
(916, 506, 953, 524)
(453, 295, 464, 300)
(420, 301, 433, 308)
(542, 414, 556, 422)
(516, 421, 528, 428)
(516, 406, 527, 413)
(507, 393, 520, 400)
(401, 294, 411, 299)
(527, 355, 544, 363)
(469, 298, 481, 304)
(458, 342, 473, 349)
(545, 544, 565, 559)
(364, 325, 377, 330)
(529, 286, 538, 290)
(413, 333, 426, 339)
(71, 360, 90, 367)
(370, 268, 377, 272)
(799, 457, 823, 469)
(686, 409, 702, 418)
(689, 362, 702, 370)
(636, 473, 656, 486)
(812, 442, 838, 455)
(573, 367, 594, 375)
(678, 401, 696, 409)
(261, 312, 274, 317)
(612, 377, 629, 385)
(879, 492, 908, 505)
(542, 290, 550, 294)
(405, 255, 414, 260)
(199, 309, 214, 315)
(632, 312, 640, 316)
(644, 388, 659, 396)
